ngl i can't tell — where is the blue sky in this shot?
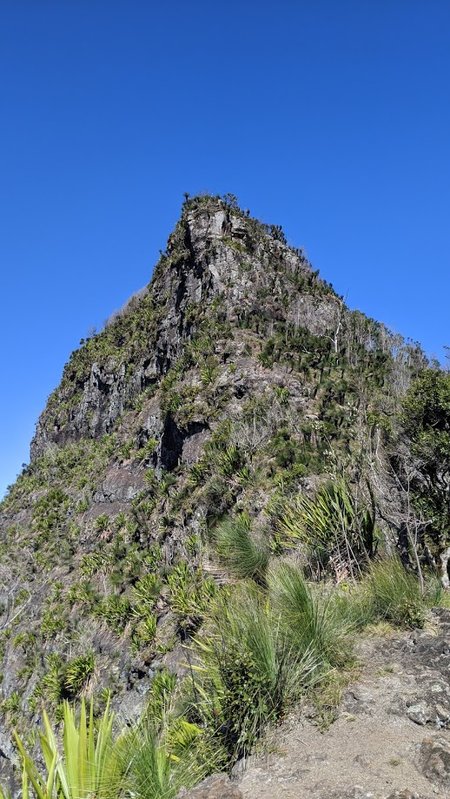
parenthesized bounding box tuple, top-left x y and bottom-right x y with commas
(1, 0, 450, 497)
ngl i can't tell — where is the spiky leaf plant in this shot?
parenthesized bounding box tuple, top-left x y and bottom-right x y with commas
(277, 480, 378, 577)
(11, 698, 119, 799)
(116, 719, 217, 799)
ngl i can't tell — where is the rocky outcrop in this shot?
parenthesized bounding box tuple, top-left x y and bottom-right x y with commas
(30, 198, 346, 460)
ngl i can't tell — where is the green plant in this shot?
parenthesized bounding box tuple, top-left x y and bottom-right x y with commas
(400, 369, 450, 569)
(361, 556, 426, 629)
(190, 584, 318, 760)
(278, 480, 378, 578)
(2, 691, 20, 715)
(94, 514, 110, 533)
(213, 513, 269, 583)
(10, 699, 120, 799)
(115, 720, 215, 799)
(132, 573, 161, 607)
(145, 670, 177, 724)
(41, 656, 65, 705)
(94, 594, 133, 634)
(167, 563, 216, 623)
(267, 561, 352, 668)
(64, 653, 96, 697)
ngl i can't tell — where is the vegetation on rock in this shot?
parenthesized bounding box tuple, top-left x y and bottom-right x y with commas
(0, 194, 448, 796)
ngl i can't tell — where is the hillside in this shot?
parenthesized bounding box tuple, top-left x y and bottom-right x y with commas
(0, 194, 444, 796)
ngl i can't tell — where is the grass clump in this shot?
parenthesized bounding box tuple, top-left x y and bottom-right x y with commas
(190, 583, 319, 760)
(360, 556, 427, 629)
(213, 513, 269, 583)
(267, 560, 352, 667)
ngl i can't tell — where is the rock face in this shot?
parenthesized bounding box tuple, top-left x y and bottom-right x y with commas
(0, 194, 427, 781)
(30, 199, 339, 460)
(237, 609, 450, 799)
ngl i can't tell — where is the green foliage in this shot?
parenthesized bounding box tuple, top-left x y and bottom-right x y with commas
(11, 699, 118, 799)
(190, 584, 318, 759)
(94, 514, 110, 533)
(64, 653, 95, 696)
(401, 369, 450, 557)
(213, 514, 269, 583)
(41, 653, 96, 704)
(2, 691, 21, 716)
(32, 489, 70, 538)
(132, 573, 161, 609)
(41, 655, 65, 705)
(359, 557, 427, 629)
(145, 670, 177, 724)
(115, 720, 215, 799)
(94, 594, 133, 634)
(267, 561, 351, 667)
(269, 428, 301, 468)
(277, 480, 378, 577)
(40, 606, 67, 638)
(167, 563, 216, 623)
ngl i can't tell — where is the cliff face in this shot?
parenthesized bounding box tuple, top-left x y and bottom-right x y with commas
(31, 198, 341, 459)
(0, 195, 425, 770)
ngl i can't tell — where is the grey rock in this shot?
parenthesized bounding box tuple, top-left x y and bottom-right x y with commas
(418, 734, 450, 785)
(406, 703, 431, 726)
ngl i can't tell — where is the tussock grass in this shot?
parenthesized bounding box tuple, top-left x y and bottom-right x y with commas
(3, 556, 439, 798)
(213, 514, 269, 583)
(267, 560, 353, 668)
(190, 583, 319, 759)
(333, 556, 428, 630)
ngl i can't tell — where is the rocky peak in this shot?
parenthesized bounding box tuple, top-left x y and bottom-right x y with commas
(30, 195, 339, 460)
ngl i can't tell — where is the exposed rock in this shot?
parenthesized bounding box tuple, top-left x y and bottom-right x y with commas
(418, 734, 450, 785)
(238, 612, 450, 799)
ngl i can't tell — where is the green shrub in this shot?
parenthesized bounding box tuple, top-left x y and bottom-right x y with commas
(116, 721, 216, 799)
(277, 480, 378, 577)
(167, 563, 216, 623)
(361, 557, 426, 629)
(145, 669, 177, 724)
(94, 594, 133, 634)
(64, 652, 96, 696)
(132, 573, 161, 609)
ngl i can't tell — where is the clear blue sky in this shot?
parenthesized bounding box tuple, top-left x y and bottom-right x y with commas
(1, 0, 450, 497)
